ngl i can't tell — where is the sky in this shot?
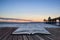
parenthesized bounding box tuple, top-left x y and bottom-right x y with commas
(0, 0, 60, 22)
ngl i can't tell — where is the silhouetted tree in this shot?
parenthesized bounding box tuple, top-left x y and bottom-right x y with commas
(48, 16, 51, 21)
(44, 19, 47, 22)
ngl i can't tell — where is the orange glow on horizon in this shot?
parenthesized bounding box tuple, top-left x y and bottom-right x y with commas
(0, 17, 45, 22)
(0, 19, 43, 22)
(0, 20, 31, 22)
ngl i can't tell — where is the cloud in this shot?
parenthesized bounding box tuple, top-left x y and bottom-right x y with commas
(0, 17, 32, 21)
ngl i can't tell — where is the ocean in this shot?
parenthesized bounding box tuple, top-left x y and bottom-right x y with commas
(0, 22, 59, 28)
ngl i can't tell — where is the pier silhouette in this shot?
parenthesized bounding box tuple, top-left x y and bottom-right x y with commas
(44, 16, 60, 26)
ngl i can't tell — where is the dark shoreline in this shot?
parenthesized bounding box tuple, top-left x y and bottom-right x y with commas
(0, 22, 44, 24)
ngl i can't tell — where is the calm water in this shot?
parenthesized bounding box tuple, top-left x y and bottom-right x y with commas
(0, 22, 59, 28)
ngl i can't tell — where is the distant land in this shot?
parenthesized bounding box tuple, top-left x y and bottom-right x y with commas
(0, 17, 32, 22)
(0, 21, 43, 24)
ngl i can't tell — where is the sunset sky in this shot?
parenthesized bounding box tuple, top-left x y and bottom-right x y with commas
(0, 0, 60, 22)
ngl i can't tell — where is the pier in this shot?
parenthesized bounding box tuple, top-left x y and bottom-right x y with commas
(45, 16, 60, 26)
